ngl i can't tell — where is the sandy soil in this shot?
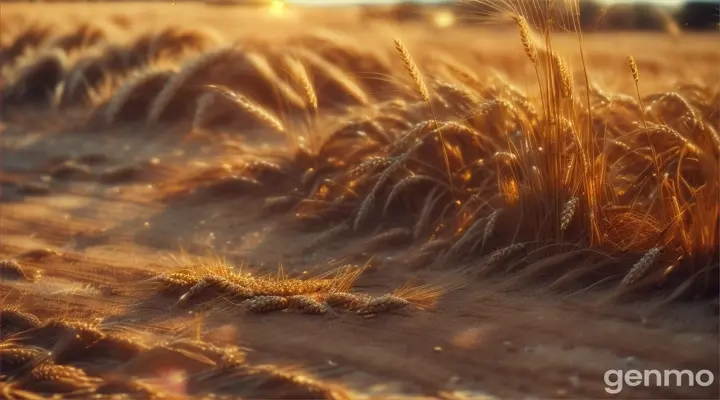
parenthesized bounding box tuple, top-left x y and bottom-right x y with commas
(1, 3, 719, 399)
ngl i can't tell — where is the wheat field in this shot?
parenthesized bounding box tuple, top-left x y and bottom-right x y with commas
(1, 1, 718, 399)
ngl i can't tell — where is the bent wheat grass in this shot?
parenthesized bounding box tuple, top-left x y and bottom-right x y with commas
(203, 84, 285, 133)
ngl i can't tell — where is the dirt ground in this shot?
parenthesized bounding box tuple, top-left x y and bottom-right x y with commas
(1, 3, 719, 399)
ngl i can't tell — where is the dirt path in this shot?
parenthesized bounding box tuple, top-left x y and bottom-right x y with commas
(2, 111, 718, 399)
(2, 3, 719, 398)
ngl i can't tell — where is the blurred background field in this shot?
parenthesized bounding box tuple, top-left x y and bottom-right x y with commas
(1, 0, 717, 32)
(3, 0, 717, 96)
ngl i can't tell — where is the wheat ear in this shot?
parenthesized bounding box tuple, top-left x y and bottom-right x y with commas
(560, 197, 579, 231)
(356, 294, 410, 315)
(393, 39, 429, 101)
(486, 243, 525, 267)
(286, 295, 330, 314)
(512, 15, 538, 64)
(287, 57, 318, 112)
(553, 53, 573, 99)
(242, 296, 290, 313)
(622, 247, 662, 286)
(628, 56, 639, 83)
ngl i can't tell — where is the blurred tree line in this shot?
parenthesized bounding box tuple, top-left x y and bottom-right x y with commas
(367, 0, 718, 32)
(577, 0, 718, 31)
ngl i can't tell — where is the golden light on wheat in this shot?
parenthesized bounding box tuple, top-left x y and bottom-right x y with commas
(1, 1, 718, 398)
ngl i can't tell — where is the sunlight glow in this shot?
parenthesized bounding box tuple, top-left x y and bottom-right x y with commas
(269, 0, 287, 16)
(432, 10, 456, 28)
